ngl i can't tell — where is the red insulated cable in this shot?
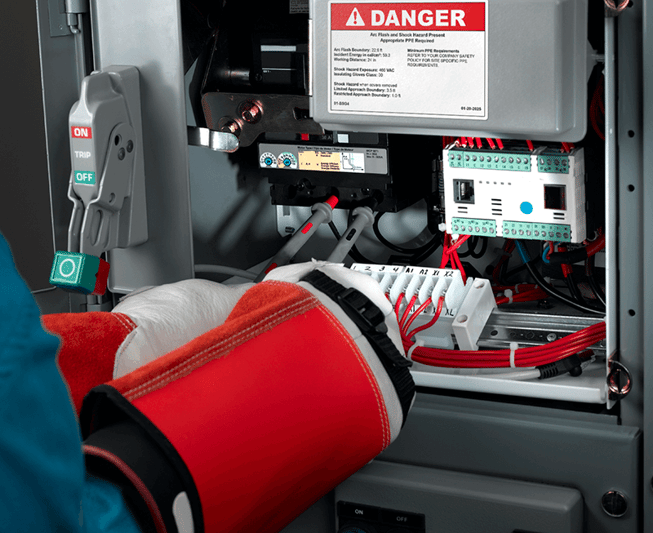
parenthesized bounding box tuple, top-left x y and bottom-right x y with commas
(404, 296, 446, 340)
(586, 234, 605, 257)
(496, 139, 504, 149)
(486, 138, 496, 149)
(400, 294, 418, 331)
(526, 139, 534, 151)
(467, 137, 475, 147)
(394, 292, 404, 322)
(406, 322, 605, 368)
(445, 234, 472, 254)
(475, 137, 483, 148)
(402, 297, 433, 335)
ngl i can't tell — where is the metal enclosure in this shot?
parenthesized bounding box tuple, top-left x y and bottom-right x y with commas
(310, 0, 589, 141)
(20, 0, 653, 531)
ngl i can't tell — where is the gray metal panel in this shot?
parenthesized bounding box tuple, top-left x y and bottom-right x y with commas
(614, 0, 644, 427)
(90, 0, 194, 292)
(381, 394, 641, 532)
(310, 0, 588, 141)
(0, 0, 56, 292)
(336, 460, 583, 533)
(640, 0, 653, 529)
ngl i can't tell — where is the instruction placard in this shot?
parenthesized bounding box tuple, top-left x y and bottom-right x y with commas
(328, 1, 488, 119)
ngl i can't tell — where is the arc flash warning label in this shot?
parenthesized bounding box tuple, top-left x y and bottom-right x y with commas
(328, 1, 488, 119)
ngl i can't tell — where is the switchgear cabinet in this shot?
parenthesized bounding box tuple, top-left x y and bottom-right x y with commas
(3, 0, 653, 532)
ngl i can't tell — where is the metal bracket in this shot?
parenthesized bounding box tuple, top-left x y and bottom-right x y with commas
(201, 93, 325, 148)
(67, 66, 148, 257)
(187, 126, 239, 153)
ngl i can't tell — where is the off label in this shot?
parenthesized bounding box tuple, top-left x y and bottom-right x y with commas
(74, 171, 96, 184)
(328, 1, 488, 119)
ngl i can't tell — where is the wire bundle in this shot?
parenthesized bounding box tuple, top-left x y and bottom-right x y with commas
(405, 321, 605, 369)
(439, 233, 469, 283)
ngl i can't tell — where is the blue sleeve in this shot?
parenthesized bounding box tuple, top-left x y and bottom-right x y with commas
(0, 234, 140, 533)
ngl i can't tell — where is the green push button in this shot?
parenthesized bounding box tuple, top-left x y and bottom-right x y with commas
(50, 251, 101, 294)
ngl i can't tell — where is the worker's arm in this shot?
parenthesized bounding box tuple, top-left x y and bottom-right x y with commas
(0, 234, 141, 532)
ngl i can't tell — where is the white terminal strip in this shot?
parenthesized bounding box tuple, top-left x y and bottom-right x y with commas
(350, 264, 496, 351)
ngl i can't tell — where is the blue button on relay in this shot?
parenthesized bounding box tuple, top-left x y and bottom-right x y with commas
(520, 201, 534, 215)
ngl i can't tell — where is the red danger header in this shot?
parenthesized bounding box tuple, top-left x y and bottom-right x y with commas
(71, 126, 93, 139)
(331, 3, 485, 31)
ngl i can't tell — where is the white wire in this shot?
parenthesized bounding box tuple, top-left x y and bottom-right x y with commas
(194, 265, 257, 281)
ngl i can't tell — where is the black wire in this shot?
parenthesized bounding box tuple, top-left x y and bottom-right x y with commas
(328, 221, 341, 240)
(372, 212, 435, 255)
(585, 256, 607, 307)
(328, 219, 376, 264)
(565, 272, 586, 304)
(470, 237, 488, 259)
(457, 235, 477, 258)
(409, 234, 443, 264)
(523, 261, 605, 315)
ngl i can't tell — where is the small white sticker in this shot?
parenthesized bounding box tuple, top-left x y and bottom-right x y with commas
(290, 0, 309, 14)
(328, 1, 488, 120)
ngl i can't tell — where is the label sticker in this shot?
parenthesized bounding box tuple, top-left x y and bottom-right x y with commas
(71, 126, 93, 139)
(74, 171, 96, 185)
(328, 1, 488, 119)
(290, 0, 309, 13)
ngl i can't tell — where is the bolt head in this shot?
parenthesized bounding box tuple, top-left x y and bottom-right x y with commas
(118, 148, 126, 160)
(602, 490, 628, 518)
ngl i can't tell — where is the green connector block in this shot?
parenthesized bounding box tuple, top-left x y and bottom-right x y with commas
(537, 153, 570, 174)
(448, 150, 531, 172)
(502, 221, 572, 242)
(50, 251, 101, 294)
(451, 217, 497, 237)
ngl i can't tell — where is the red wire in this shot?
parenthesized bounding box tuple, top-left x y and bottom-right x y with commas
(526, 139, 534, 151)
(399, 294, 418, 331)
(407, 322, 605, 368)
(486, 138, 496, 149)
(496, 139, 504, 150)
(452, 250, 467, 284)
(394, 292, 404, 322)
(467, 137, 475, 147)
(405, 296, 446, 340)
(402, 297, 433, 335)
(475, 137, 483, 148)
(445, 234, 472, 254)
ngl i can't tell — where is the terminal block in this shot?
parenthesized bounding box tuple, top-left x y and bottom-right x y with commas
(443, 145, 586, 243)
(350, 264, 496, 351)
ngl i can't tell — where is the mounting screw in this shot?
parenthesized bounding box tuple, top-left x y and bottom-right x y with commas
(602, 490, 628, 517)
(118, 148, 126, 161)
(547, 333, 557, 342)
(240, 101, 262, 124)
(126, 140, 134, 153)
(220, 120, 241, 137)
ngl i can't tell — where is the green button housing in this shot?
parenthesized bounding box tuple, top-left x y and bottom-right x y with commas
(50, 251, 101, 294)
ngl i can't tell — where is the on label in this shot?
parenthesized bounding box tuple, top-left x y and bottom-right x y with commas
(71, 126, 93, 139)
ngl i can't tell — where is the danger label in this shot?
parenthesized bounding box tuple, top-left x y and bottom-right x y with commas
(328, 1, 488, 119)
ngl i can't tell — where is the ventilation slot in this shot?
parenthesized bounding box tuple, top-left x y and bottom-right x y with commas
(553, 212, 565, 220)
(457, 206, 468, 213)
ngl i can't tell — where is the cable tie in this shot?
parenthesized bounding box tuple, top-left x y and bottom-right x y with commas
(407, 339, 425, 360)
(509, 342, 519, 368)
(514, 283, 524, 294)
(504, 289, 513, 304)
